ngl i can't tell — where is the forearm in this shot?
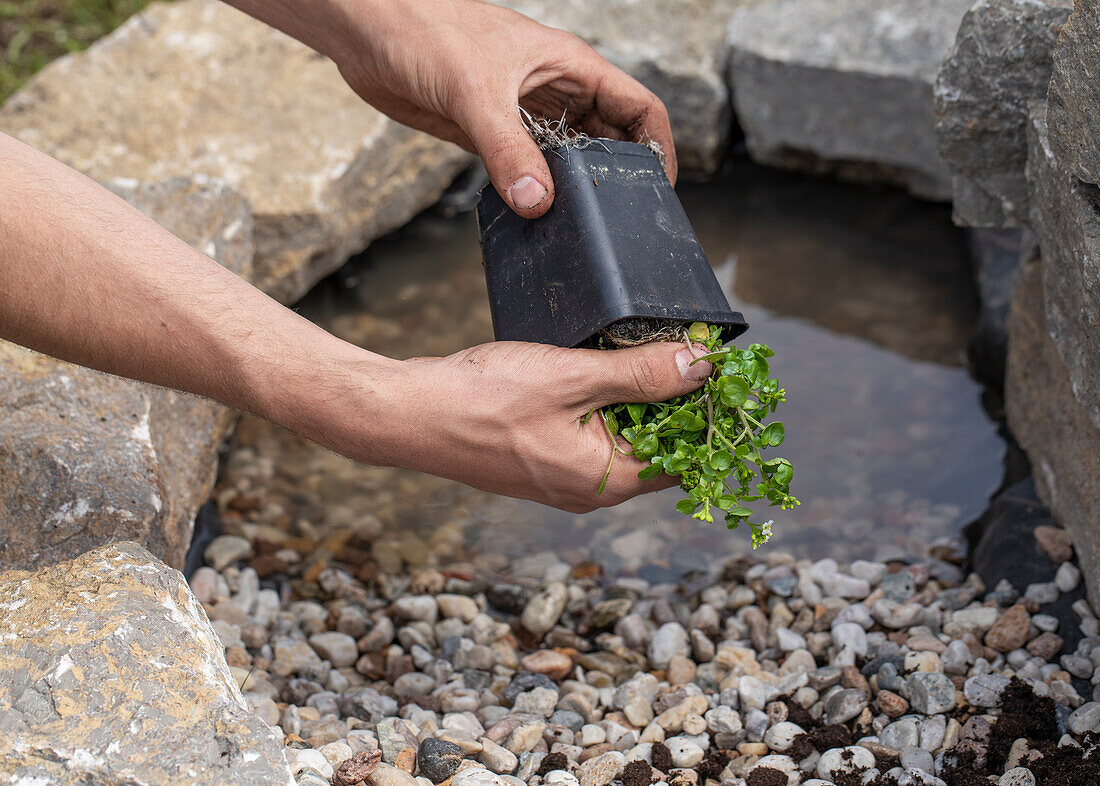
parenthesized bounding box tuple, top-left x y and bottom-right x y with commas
(0, 132, 403, 444)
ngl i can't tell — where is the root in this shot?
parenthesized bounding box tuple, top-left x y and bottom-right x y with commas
(518, 106, 665, 167)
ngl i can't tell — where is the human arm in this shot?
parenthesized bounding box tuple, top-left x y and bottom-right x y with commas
(222, 0, 677, 217)
(0, 133, 708, 511)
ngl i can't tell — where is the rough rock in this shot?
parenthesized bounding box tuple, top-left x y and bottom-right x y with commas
(934, 0, 1072, 226)
(0, 542, 292, 784)
(1005, 256, 1100, 613)
(1046, 0, 1100, 187)
(727, 0, 974, 199)
(0, 177, 250, 571)
(496, 0, 743, 173)
(1024, 105, 1100, 431)
(0, 0, 470, 304)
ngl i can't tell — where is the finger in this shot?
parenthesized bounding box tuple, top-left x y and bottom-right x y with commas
(462, 103, 555, 218)
(592, 67, 678, 184)
(577, 341, 712, 411)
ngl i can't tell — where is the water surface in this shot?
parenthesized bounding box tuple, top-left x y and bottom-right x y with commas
(221, 161, 1003, 577)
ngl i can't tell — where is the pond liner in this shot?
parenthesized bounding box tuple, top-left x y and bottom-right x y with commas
(475, 139, 749, 348)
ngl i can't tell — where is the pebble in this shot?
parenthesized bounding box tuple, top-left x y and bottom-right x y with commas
(521, 650, 573, 680)
(521, 583, 568, 634)
(1067, 702, 1100, 734)
(964, 674, 1010, 708)
(824, 688, 868, 725)
(480, 739, 519, 774)
(986, 606, 1031, 653)
(898, 746, 934, 773)
(941, 640, 973, 675)
(817, 746, 875, 780)
(665, 737, 705, 768)
(752, 755, 799, 785)
(1024, 582, 1058, 605)
(881, 719, 920, 750)
(189, 473, 1100, 786)
(907, 673, 956, 715)
(705, 705, 742, 735)
(881, 572, 916, 602)
(309, 631, 359, 667)
(832, 622, 868, 657)
(877, 690, 909, 718)
(998, 768, 1037, 786)
(763, 721, 804, 752)
(1034, 526, 1073, 562)
(648, 622, 690, 669)
(333, 750, 383, 786)
(203, 535, 252, 572)
(513, 687, 559, 718)
(577, 752, 624, 786)
(418, 739, 464, 783)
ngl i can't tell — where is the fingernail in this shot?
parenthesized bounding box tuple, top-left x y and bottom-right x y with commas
(676, 346, 712, 382)
(508, 176, 548, 210)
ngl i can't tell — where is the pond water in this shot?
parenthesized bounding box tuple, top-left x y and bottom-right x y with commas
(219, 160, 1004, 580)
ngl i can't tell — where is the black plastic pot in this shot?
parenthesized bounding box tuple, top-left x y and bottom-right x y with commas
(476, 139, 748, 348)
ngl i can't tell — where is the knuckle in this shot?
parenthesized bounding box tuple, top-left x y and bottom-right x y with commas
(629, 352, 667, 400)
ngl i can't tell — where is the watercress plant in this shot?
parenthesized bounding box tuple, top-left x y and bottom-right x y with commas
(598, 323, 799, 548)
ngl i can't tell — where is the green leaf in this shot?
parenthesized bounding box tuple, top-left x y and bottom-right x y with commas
(708, 450, 733, 472)
(760, 422, 785, 447)
(637, 464, 663, 480)
(667, 409, 706, 431)
(593, 330, 796, 548)
(719, 377, 749, 407)
(676, 498, 699, 515)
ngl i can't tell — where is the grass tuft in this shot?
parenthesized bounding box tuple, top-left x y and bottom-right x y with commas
(0, 0, 152, 104)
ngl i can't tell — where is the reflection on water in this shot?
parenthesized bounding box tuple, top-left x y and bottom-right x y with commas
(220, 161, 1004, 577)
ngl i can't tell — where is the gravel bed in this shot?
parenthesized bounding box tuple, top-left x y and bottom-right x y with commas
(190, 519, 1100, 786)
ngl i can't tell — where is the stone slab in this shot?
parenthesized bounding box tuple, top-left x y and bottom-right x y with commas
(726, 0, 975, 199)
(1024, 103, 1100, 428)
(934, 0, 1071, 227)
(0, 542, 293, 785)
(0, 177, 249, 572)
(1005, 260, 1100, 614)
(0, 0, 471, 304)
(1047, 0, 1100, 187)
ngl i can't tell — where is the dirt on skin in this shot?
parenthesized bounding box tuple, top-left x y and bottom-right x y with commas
(621, 759, 654, 786)
(745, 767, 788, 786)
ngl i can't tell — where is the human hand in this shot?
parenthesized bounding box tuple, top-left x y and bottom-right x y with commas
(324, 0, 677, 217)
(303, 340, 711, 512)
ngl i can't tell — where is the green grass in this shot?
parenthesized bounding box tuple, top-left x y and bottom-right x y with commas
(0, 0, 151, 104)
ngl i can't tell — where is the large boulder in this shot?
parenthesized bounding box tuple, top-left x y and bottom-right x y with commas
(496, 0, 742, 174)
(0, 541, 292, 785)
(0, 0, 471, 304)
(1024, 105, 1100, 428)
(1005, 260, 1100, 614)
(0, 177, 247, 571)
(726, 0, 975, 199)
(934, 0, 1072, 227)
(1047, 0, 1100, 187)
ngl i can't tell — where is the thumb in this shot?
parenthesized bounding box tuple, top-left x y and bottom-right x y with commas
(580, 341, 713, 410)
(465, 107, 555, 218)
